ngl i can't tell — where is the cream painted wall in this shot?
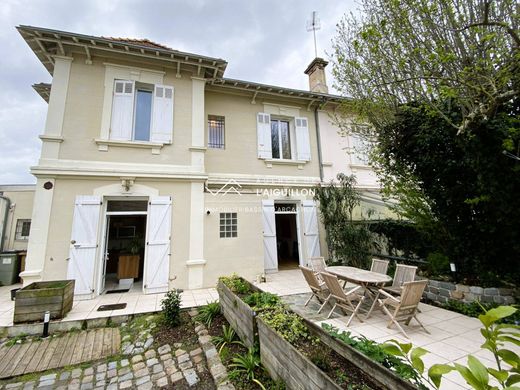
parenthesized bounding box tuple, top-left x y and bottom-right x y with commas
(319, 110, 379, 188)
(204, 193, 264, 285)
(41, 178, 193, 290)
(204, 91, 321, 179)
(57, 55, 192, 166)
(0, 187, 35, 251)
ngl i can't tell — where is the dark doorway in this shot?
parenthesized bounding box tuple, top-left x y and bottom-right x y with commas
(275, 213, 299, 269)
(103, 215, 147, 292)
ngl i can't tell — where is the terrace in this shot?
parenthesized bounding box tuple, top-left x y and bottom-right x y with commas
(257, 269, 516, 390)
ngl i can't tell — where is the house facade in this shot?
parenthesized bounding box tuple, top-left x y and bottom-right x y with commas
(15, 26, 382, 300)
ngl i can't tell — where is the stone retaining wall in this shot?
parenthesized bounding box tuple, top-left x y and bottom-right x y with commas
(423, 280, 517, 305)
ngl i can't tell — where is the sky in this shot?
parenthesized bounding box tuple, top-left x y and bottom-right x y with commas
(0, 0, 356, 184)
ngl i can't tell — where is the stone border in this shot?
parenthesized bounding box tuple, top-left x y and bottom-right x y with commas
(188, 309, 235, 390)
(423, 280, 517, 305)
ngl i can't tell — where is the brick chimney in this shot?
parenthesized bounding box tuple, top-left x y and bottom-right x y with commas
(304, 57, 329, 94)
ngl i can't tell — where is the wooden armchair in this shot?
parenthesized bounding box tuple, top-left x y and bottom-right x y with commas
(299, 266, 328, 306)
(370, 258, 390, 275)
(318, 272, 364, 326)
(378, 280, 429, 338)
(383, 264, 417, 295)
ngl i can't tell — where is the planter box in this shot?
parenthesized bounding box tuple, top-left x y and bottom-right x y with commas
(14, 280, 74, 323)
(304, 319, 418, 390)
(257, 317, 341, 390)
(217, 280, 258, 348)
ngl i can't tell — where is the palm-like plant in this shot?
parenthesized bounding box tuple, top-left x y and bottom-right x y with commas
(212, 325, 242, 353)
(194, 301, 220, 327)
(229, 348, 266, 389)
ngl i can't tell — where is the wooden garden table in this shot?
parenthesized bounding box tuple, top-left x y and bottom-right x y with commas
(325, 266, 392, 319)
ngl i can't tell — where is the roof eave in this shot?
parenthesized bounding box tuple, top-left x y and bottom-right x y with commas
(16, 25, 228, 78)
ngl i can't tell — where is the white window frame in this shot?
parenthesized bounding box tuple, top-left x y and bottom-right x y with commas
(15, 219, 31, 241)
(270, 117, 294, 160)
(132, 82, 155, 142)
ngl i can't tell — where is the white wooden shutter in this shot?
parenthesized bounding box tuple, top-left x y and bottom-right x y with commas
(110, 80, 134, 141)
(295, 117, 311, 161)
(144, 196, 172, 294)
(302, 200, 321, 260)
(151, 85, 174, 143)
(67, 195, 102, 297)
(262, 200, 278, 272)
(257, 113, 272, 159)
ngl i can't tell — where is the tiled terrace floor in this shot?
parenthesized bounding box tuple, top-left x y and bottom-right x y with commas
(257, 269, 517, 390)
(0, 282, 218, 328)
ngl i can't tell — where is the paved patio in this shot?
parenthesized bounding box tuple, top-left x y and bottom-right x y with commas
(0, 282, 218, 328)
(257, 269, 516, 390)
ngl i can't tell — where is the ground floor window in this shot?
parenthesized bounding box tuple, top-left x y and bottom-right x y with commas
(220, 212, 237, 238)
(15, 219, 31, 240)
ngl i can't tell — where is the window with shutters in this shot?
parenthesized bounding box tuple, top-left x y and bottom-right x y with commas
(257, 112, 311, 162)
(208, 115, 225, 149)
(219, 213, 237, 238)
(15, 219, 31, 240)
(110, 79, 174, 144)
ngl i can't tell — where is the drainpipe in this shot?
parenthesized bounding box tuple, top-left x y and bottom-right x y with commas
(0, 195, 11, 252)
(314, 104, 324, 182)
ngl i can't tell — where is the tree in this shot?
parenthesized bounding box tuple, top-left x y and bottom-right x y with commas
(314, 174, 373, 268)
(374, 101, 520, 284)
(331, 0, 519, 135)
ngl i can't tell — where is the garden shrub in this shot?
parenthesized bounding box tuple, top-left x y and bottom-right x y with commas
(161, 289, 182, 327)
(243, 292, 280, 310)
(219, 274, 251, 295)
(259, 306, 313, 345)
(195, 301, 221, 327)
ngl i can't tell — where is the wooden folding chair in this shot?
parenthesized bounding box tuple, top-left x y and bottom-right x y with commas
(308, 257, 326, 273)
(318, 272, 364, 326)
(383, 264, 417, 295)
(299, 266, 328, 306)
(378, 280, 429, 338)
(370, 258, 390, 275)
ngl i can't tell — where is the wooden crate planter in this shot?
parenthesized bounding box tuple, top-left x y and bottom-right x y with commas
(257, 317, 341, 390)
(304, 319, 418, 390)
(14, 280, 74, 323)
(217, 280, 259, 348)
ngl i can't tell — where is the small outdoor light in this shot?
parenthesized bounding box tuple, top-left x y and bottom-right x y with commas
(450, 263, 457, 272)
(43, 310, 50, 338)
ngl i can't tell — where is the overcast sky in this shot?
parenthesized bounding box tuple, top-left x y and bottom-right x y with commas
(0, 0, 356, 184)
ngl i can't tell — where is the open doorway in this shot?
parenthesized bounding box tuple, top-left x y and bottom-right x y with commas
(275, 203, 300, 270)
(101, 200, 148, 293)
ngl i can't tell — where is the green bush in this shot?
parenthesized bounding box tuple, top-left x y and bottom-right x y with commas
(442, 300, 520, 325)
(323, 324, 425, 388)
(195, 301, 221, 327)
(219, 274, 251, 295)
(426, 252, 451, 277)
(259, 306, 312, 345)
(161, 289, 182, 327)
(243, 292, 280, 310)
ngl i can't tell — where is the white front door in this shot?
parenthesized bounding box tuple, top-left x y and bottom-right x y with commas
(67, 195, 102, 298)
(262, 200, 278, 272)
(143, 196, 172, 294)
(302, 200, 321, 261)
(99, 215, 110, 294)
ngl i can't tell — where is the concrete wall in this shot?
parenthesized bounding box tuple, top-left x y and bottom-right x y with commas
(0, 186, 35, 252)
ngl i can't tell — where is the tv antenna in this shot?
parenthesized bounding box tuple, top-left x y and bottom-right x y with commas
(306, 11, 321, 58)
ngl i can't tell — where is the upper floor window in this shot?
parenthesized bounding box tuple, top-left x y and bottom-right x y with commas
(110, 80, 174, 144)
(350, 134, 370, 165)
(271, 119, 291, 159)
(15, 219, 31, 241)
(208, 115, 225, 149)
(257, 113, 311, 161)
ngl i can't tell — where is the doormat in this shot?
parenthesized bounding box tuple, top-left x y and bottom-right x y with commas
(105, 289, 130, 294)
(97, 303, 127, 311)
